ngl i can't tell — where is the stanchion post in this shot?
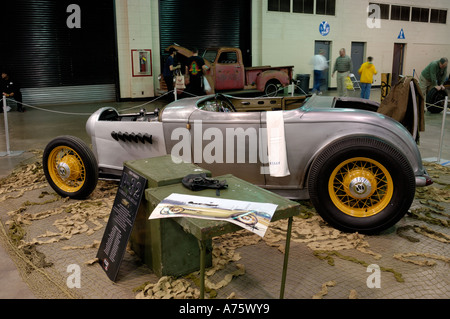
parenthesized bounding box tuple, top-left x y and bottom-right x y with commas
(437, 96, 448, 163)
(1, 95, 24, 157)
(2, 95, 11, 156)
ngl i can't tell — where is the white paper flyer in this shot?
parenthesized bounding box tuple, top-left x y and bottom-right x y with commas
(149, 193, 278, 237)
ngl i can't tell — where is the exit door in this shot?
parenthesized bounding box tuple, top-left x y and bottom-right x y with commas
(351, 42, 366, 81)
(392, 43, 406, 86)
(314, 41, 331, 90)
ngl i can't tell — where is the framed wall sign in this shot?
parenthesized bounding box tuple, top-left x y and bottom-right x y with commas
(131, 49, 152, 77)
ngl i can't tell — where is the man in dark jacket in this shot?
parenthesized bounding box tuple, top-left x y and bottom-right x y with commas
(1, 70, 24, 112)
(163, 47, 181, 100)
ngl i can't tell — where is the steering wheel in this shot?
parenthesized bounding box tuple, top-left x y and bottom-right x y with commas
(215, 93, 237, 112)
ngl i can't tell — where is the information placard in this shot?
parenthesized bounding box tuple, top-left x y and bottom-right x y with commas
(97, 166, 146, 281)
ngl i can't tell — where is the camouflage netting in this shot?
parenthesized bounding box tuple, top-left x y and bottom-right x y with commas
(0, 151, 448, 299)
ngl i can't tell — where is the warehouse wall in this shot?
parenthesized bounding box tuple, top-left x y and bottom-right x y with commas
(251, 0, 450, 89)
(0, 1, 117, 105)
(116, 0, 251, 99)
(115, 0, 160, 99)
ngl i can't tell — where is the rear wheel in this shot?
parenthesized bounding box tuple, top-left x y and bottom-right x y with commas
(43, 136, 98, 199)
(308, 137, 416, 234)
(265, 80, 281, 97)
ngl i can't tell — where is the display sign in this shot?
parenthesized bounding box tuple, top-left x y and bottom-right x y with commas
(319, 21, 330, 36)
(96, 166, 147, 281)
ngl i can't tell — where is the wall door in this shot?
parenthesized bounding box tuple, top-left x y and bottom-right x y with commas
(314, 41, 331, 90)
(392, 43, 406, 86)
(351, 42, 366, 80)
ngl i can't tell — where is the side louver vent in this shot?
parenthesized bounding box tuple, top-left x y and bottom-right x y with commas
(111, 131, 153, 144)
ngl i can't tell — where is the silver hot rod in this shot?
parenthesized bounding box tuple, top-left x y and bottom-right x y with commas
(43, 94, 432, 234)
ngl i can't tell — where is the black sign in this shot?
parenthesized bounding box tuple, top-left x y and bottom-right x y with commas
(97, 166, 146, 281)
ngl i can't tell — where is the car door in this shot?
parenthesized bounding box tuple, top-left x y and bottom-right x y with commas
(187, 108, 265, 186)
(260, 110, 305, 198)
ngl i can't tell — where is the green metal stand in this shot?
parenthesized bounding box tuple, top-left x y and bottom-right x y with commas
(279, 216, 293, 299)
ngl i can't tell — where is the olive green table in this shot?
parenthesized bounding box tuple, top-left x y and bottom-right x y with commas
(125, 156, 301, 299)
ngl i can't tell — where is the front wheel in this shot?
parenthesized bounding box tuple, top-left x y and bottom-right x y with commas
(43, 136, 98, 199)
(308, 137, 416, 234)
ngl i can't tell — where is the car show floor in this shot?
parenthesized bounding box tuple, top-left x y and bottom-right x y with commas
(0, 88, 449, 300)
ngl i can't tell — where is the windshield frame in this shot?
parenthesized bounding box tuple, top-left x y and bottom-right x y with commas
(202, 49, 218, 63)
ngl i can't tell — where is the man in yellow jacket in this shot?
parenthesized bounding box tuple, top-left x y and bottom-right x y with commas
(358, 57, 378, 99)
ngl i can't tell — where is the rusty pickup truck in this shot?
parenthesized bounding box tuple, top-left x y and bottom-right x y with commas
(161, 45, 294, 96)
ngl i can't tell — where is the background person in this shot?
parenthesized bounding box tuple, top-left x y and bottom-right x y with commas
(162, 47, 181, 99)
(310, 49, 328, 95)
(358, 56, 377, 99)
(185, 48, 209, 96)
(1, 70, 24, 112)
(332, 48, 352, 97)
(419, 57, 448, 96)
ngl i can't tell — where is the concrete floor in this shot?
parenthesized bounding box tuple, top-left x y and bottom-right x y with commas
(0, 87, 449, 299)
(0, 99, 161, 298)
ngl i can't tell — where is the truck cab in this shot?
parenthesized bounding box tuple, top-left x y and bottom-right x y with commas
(161, 44, 293, 96)
(203, 47, 245, 91)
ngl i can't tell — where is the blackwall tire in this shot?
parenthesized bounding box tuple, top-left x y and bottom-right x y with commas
(426, 88, 448, 113)
(43, 135, 98, 199)
(308, 137, 416, 234)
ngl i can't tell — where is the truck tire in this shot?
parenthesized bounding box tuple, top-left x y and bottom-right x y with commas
(265, 80, 281, 97)
(426, 88, 448, 113)
(308, 137, 415, 234)
(43, 135, 99, 199)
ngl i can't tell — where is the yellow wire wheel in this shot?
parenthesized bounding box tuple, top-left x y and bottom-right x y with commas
(47, 145, 86, 193)
(43, 136, 99, 199)
(328, 157, 394, 218)
(308, 137, 416, 234)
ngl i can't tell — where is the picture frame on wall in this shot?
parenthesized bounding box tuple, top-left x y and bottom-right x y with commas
(131, 49, 152, 77)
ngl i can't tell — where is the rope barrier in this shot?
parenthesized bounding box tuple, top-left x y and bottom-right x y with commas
(425, 99, 449, 111)
(6, 99, 93, 116)
(119, 90, 175, 112)
(2, 82, 308, 118)
(2, 85, 447, 117)
(2, 90, 176, 116)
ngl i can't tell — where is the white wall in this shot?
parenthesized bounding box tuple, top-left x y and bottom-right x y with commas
(252, 0, 450, 88)
(115, 0, 449, 96)
(116, 0, 159, 99)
